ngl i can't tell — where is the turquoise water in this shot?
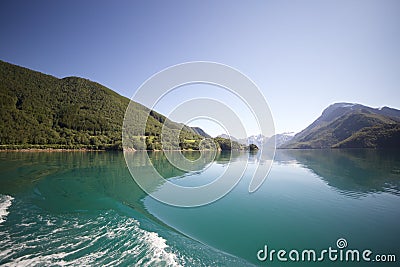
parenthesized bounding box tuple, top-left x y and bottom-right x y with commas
(0, 150, 399, 266)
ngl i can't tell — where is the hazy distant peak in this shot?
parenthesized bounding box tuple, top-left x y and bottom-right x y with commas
(190, 127, 211, 138)
(281, 132, 296, 136)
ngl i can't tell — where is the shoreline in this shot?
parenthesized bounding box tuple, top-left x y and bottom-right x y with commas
(0, 145, 239, 152)
(0, 148, 107, 152)
(1, 146, 391, 152)
(1, 147, 389, 152)
(0, 148, 240, 152)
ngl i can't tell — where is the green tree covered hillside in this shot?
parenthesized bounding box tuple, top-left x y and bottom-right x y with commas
(0, 60, 241, 150)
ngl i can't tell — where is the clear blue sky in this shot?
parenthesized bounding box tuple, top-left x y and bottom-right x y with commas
(1, 0, 399, 136)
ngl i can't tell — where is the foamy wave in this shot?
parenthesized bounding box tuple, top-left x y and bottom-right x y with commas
(0, 194, 13, 224)
(134, 223, 182, 267)
(0, 207, 183, 266)
(0, 200, 251, 266)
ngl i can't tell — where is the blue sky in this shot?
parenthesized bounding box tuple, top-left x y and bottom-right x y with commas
(1, 0, 399, 136)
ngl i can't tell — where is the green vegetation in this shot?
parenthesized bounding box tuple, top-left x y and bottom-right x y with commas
(213, 137, 246, 151)
(0, 60, 247, 151)
(282, 105, 400, 149)
(333, 124, 400, 149)
(0, 60, 128, 150)
(248, 144, 259, 151)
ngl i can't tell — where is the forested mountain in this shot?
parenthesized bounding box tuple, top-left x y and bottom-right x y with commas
(281, 103, 400, 149)
(0, 60, 242, 150)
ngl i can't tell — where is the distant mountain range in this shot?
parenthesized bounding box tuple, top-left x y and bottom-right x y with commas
(218, 132, 295, 148)
(281, 103, 400, 149)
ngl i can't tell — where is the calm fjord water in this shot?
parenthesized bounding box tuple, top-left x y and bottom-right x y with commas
(0, 150, 399, 266)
